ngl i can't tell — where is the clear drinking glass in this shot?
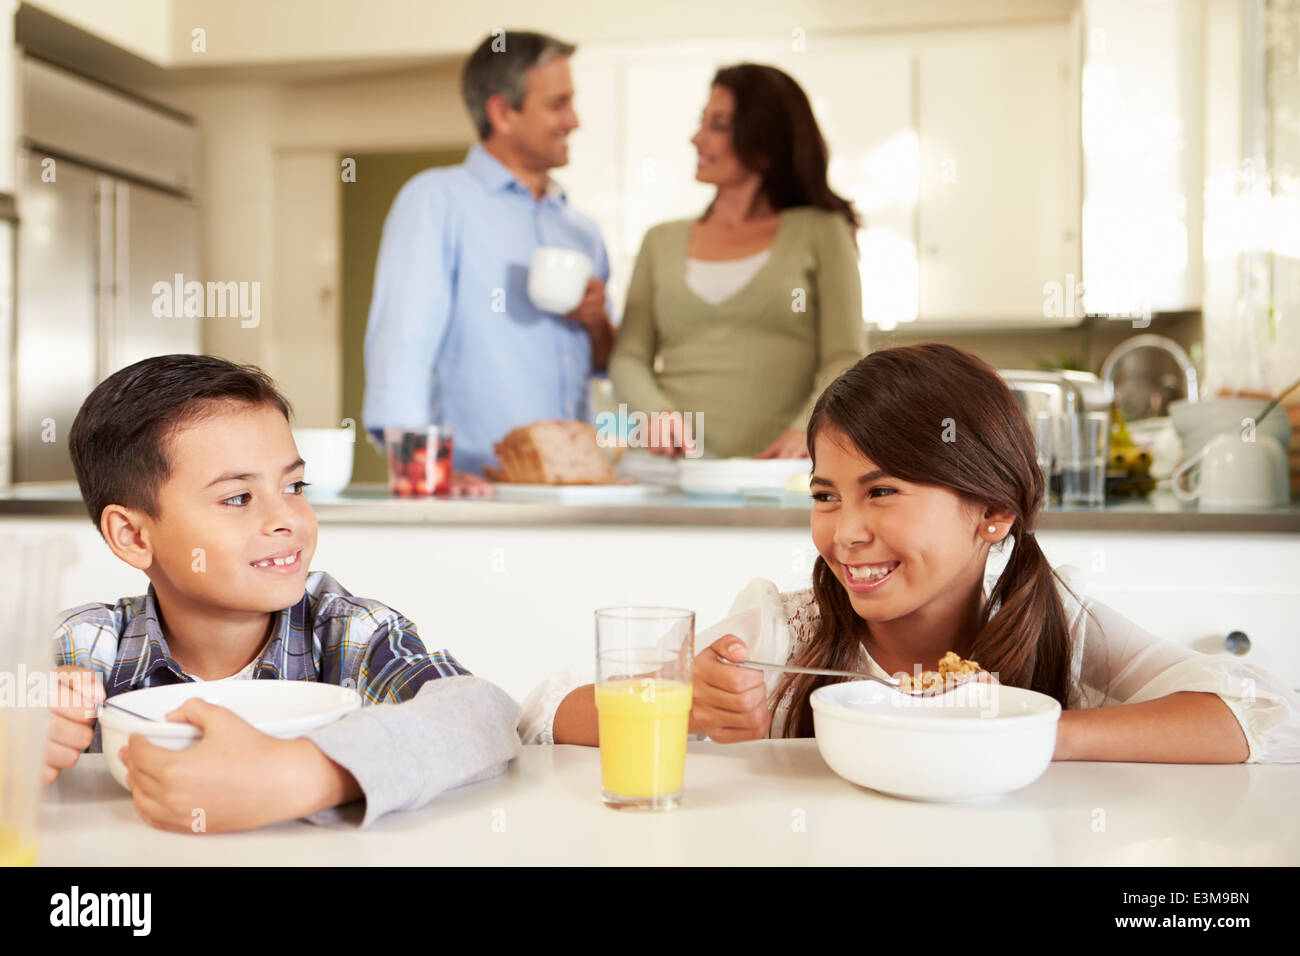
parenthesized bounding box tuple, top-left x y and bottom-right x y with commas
(1032, 411, 1059, 507)
(594, 607, 694, 811)
(1, 534, 72, 866)
(1061, 411, 1109, 508)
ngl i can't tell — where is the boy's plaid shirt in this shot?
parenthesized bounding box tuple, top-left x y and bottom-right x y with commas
(54, 570, 468, 702)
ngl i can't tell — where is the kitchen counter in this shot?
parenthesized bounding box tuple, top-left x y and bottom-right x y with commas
(3, 482, 1299, 532)
(37, 746, 1299, 865)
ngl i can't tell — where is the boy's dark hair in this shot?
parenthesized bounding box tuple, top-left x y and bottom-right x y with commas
(68, 354, 293, 534)
(461, 29, 576, 140)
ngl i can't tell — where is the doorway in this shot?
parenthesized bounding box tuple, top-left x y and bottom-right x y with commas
(340, 147, 468, 483)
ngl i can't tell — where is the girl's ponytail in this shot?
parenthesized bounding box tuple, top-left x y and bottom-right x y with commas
(970, 525, 1073, 709)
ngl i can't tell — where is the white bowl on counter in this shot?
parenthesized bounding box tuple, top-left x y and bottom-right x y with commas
(99, 680, 361, 792)
(811, 679, 1061, 801)
(679, 457, 812, 496)
(1169, 398, 1290, 461)
(292, 427, 356, 499)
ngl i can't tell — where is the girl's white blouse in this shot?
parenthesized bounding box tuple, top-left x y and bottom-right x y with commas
(517, 565, 1300, 762)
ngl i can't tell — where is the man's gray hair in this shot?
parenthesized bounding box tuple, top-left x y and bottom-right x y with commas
(461, 30, 577, 141)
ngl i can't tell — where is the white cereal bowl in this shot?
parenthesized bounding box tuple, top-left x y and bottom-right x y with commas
(99, 680, 361, 793)
(292, 428, 356, 499)
(810, 680, 1061, 801)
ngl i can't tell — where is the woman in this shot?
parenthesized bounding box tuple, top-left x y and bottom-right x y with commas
(609, 63, 865, 459)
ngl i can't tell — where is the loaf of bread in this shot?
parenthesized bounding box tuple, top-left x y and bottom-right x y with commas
(484, 420, 621, 484)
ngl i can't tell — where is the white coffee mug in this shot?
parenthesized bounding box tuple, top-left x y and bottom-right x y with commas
(528, 246, 593, 314)
(1171, 431, 1288, 509)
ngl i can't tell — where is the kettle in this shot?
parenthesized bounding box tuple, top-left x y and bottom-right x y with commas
(1171, 431, 1288, 509)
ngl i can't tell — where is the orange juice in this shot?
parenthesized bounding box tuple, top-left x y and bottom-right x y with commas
(0, 826, 36, 867)
(595, 679, 692, 800)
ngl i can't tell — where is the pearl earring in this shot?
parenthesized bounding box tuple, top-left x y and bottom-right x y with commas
(987, 525, 997, 533)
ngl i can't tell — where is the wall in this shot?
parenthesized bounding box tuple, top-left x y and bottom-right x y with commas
(880, 312, 1204, 377)
(272, 149, 340, 428)
(25, 0, 171, 63)
(161, 0, 1074, 67)
(135, 61, 475, 401)
(339, 147, 468, 482)
(0, 1, 14, 487)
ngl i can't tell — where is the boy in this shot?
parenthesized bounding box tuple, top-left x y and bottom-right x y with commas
(46, 354, 520, 832)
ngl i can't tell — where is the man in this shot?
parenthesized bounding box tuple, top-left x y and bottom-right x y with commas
(363, 30, 615, 488)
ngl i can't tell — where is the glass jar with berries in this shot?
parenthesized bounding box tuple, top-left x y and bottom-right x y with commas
(382, 426, 454, 496)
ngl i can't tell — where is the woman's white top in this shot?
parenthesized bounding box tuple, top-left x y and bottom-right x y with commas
(684, 249, 772, 305)
(517, 564, 1300, 762)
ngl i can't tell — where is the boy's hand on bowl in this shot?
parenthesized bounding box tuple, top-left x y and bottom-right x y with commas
(43, 666, 104, 786)
(689, 635, 772, 743)
(119, 698, 343, 833)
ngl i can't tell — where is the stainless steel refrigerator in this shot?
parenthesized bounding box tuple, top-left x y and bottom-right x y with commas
(10, 56, 200, 484)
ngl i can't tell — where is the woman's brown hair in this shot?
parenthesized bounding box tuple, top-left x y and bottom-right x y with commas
(773, 343, 1084, 737)
(709, 63, 859, 235)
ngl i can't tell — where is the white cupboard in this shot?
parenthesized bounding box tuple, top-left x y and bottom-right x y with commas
(917, 26, 1078, 324)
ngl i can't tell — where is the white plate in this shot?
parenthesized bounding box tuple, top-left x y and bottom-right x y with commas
(490, 482, 665, 503)
(614, 450, 683, 486)
(679, 457, 811, 496)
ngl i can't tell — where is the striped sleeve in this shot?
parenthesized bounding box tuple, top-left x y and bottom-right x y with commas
(352, 604, 471, 704)
(52, 604, 120, 680)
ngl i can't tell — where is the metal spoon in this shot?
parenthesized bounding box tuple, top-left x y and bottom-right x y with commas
(99, 699, 159, 722)
(718, 656, 984, 697)
(1247, 375, 1300, 432)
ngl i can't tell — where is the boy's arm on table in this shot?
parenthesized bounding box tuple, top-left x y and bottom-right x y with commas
(301, 675, 521, 828)
(116, 673, 519, 833)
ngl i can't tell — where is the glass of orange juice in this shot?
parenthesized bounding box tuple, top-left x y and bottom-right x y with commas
(1, 535, 70, 867)
(595, 606, 694, 811)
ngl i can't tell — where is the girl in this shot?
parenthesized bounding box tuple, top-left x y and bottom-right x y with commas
(523, 345, 1300, 763)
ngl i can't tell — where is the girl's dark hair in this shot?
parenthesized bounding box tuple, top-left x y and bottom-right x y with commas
(773, 344, 1086, 737)
(68, 354, 294, 534)
(709, 63, 860, 235)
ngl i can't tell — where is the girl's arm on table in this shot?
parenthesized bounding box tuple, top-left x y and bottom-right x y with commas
(553, 685, 599, 747)
(1054, 691, 1249, 763)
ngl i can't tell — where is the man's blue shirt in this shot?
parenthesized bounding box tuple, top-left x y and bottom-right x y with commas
(362, 144, 610, 476)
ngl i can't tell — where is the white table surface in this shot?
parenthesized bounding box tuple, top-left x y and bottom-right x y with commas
(38, 743, 1300, 866)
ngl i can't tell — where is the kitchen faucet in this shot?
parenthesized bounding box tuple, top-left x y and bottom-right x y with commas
(1099, 334, 1200, 410)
